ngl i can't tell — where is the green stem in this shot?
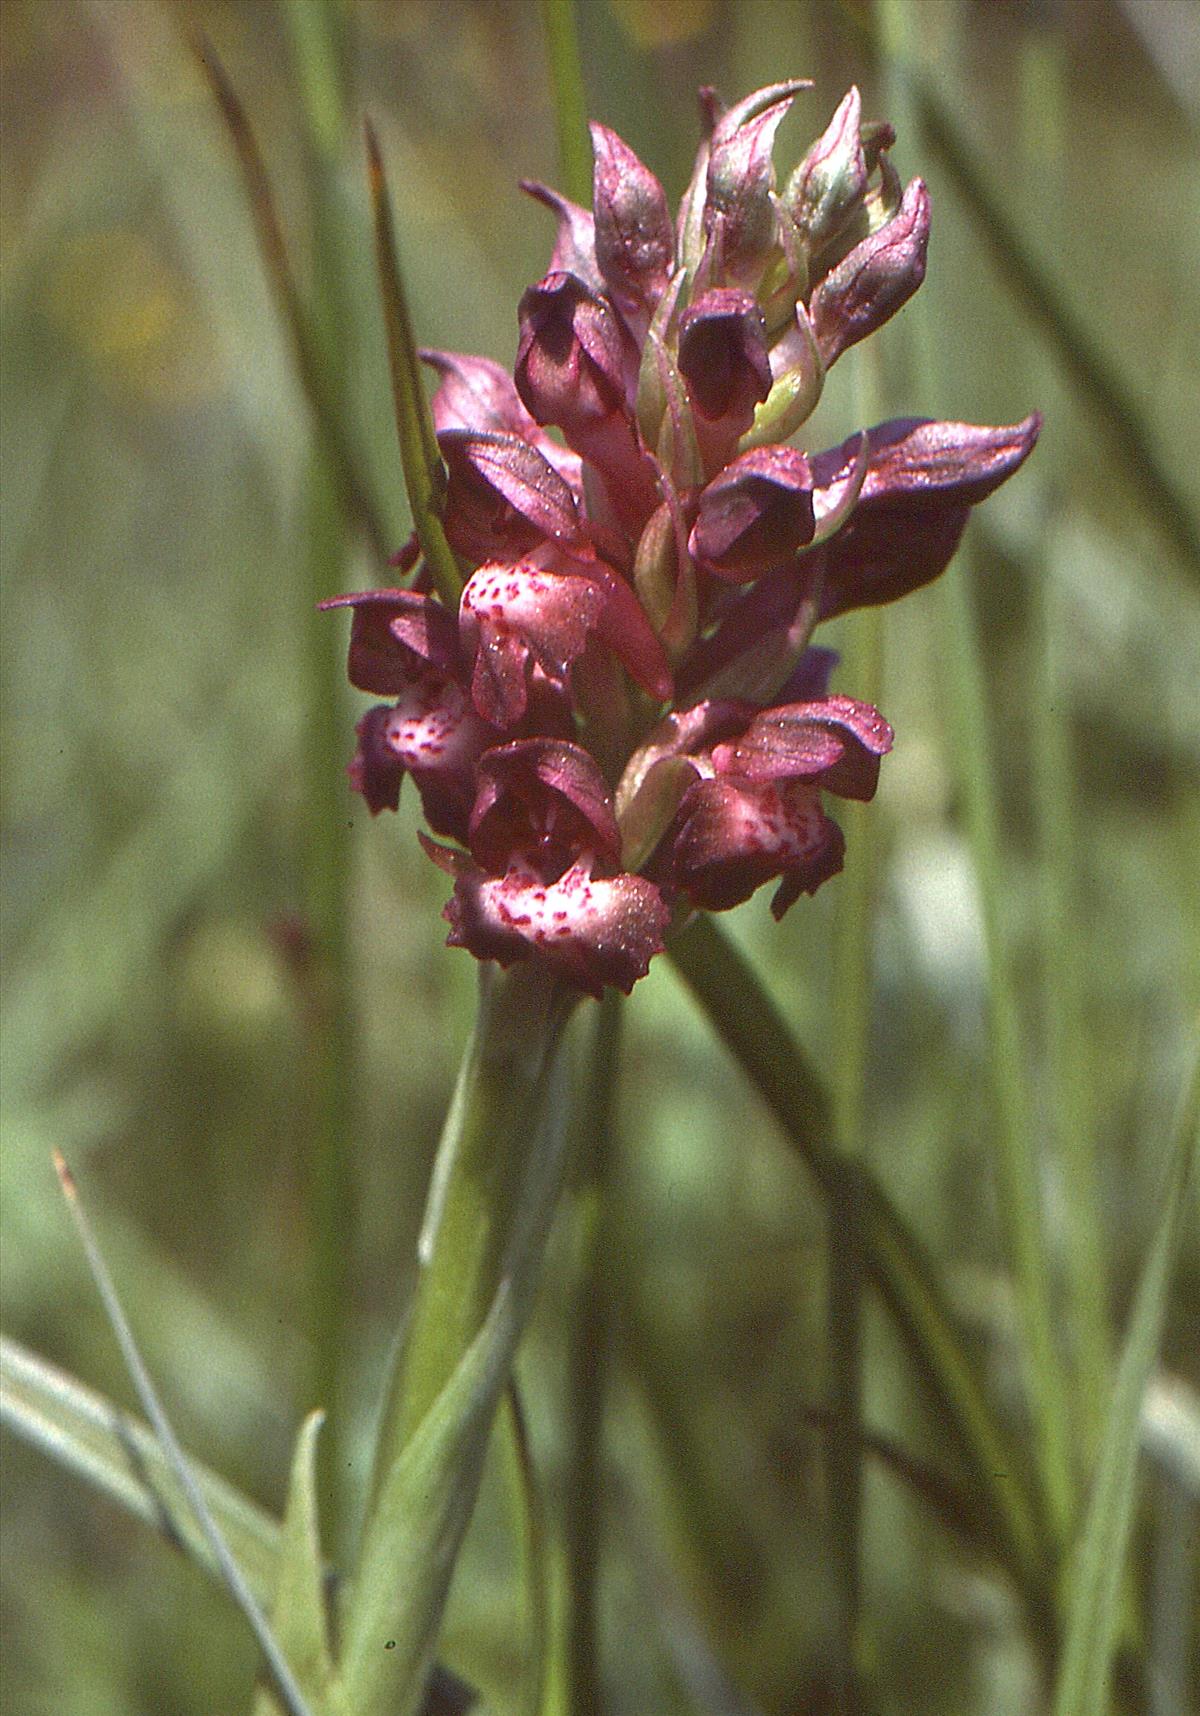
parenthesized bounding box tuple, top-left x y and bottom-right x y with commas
(364, 966, 578, 1513)
(345, 966, 579, 1715)
(667, 918, 1055, 1638)
(539, 0, 593, 208)
(566, 990, 622, 1716)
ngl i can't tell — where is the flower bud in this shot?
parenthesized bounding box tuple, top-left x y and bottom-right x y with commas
(516, 272, 636, 431)
(690, 445, 815, 582)
(809, 178, 931, 366)
(703, 80, 810, 291)
(590, 123, 675, 333)
(516, 272, 657, 525)
(785, 86, 871, 253)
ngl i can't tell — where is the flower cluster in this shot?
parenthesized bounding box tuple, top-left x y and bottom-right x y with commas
(327, 83, 1039, 996)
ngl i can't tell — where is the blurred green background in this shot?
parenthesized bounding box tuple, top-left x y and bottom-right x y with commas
(1, 1, 1197, 1712)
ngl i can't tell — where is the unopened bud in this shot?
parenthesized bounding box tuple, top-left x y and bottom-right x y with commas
(809, 177, 930, 367)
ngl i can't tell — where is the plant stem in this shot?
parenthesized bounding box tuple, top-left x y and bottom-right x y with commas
(539, 0, 592, 208)
(365, 966, 578, 1513)
(566, 989, 622, 1716)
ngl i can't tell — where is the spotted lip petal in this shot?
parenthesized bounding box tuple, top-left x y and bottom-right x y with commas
(460, 561, 608, 729)
(427, 844, 670, 998)
(670, 775, 845, 916)
(349, 679, 493, 840)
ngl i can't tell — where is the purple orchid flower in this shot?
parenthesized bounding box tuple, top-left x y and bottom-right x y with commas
(326, 82, 1040, 995)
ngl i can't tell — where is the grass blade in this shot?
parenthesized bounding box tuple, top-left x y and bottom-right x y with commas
(935, 552, 1076, 1543)
(52, 1153, 314, 1716)
(192, 34, 389, 565)
(364, 122, 463, 606)
(667, 917, 1052, 1624)
(503, 1379, 551, 1716)
(0, 1336, 484, 1716)
(1052, 1049, 1199, 1716)
(539, 0, 593, 208)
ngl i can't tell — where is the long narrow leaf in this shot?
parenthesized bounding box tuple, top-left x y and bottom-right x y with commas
(364, 122, 463, 605)
(539, 0, 592, 208)
(1052, 1052, 1199, 1716)
(342, 1287, 517, 1715)
(252, 1411, 342, 1716)
(345, 969, 578, 1716)
(192, 34, 390, 565)
(667, 918, 1052, 1616)
(504, 1379, 552, 1716)
(0, 1333, 281, 1601)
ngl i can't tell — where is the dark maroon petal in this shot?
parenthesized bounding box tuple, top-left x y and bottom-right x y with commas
(809, 178, 930, 365)
(811, 414, 1041, 618)
(421, 347, 584, 495)
(704, 81, 808, 289)
(677, 287, 771, 426)
(460, 561, 607, 728)
(712, 695, 893, 801)
(520, 179, 603, 291)
(819, 498, 970, 619)
(590, 123, 675, 326)
(439, 427, 582, 561)
(854, 413, 1043, 506)
(689, 445, 815, 581)
(320, 588, 462, 693)
(349, 704, 406, 815)
(670, 775, 845, 913)
(430, 849, 669, 997)
(470, 737, 621, 873)
(515, 272, 637, 432)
